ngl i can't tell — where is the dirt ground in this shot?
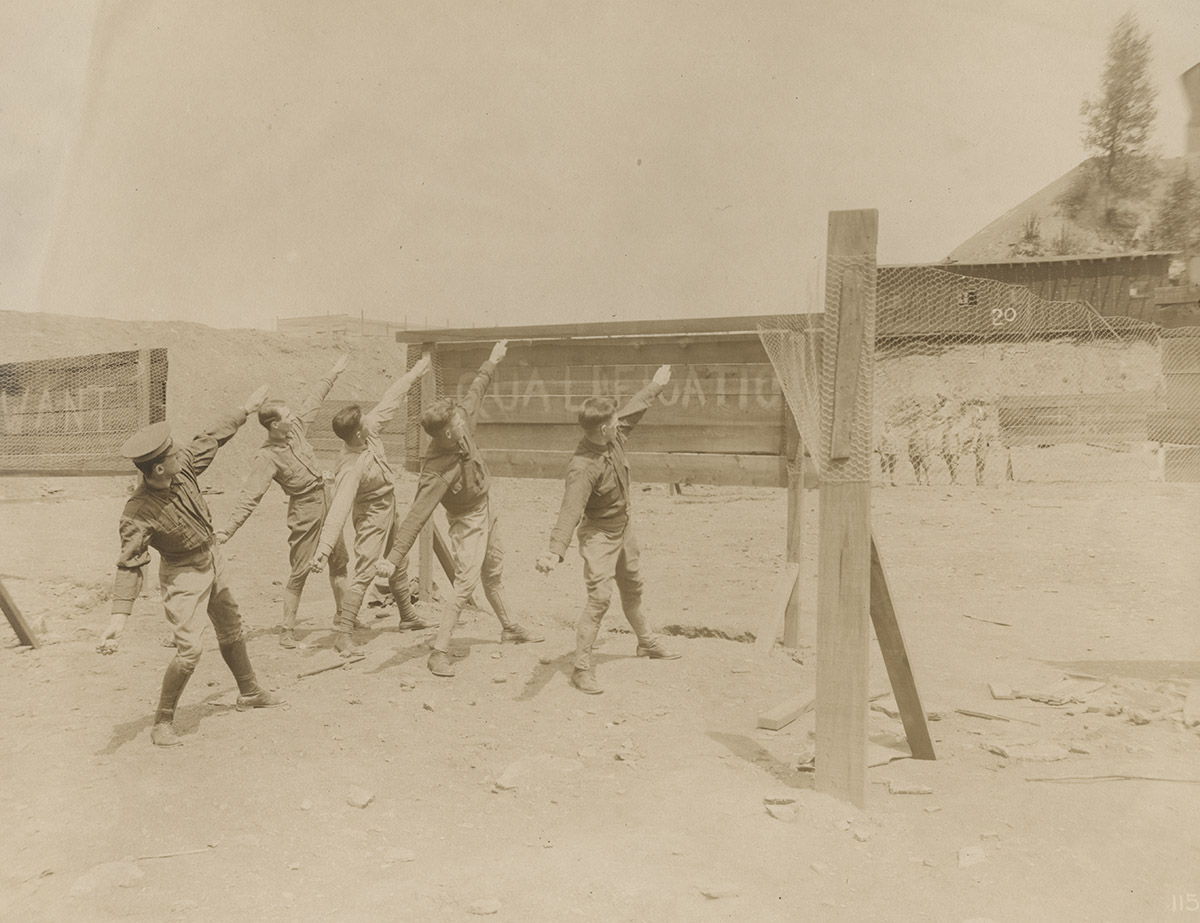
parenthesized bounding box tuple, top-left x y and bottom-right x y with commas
(2, 469, 1199, 923)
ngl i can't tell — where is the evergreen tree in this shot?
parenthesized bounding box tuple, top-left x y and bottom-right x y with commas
(1080, 12, 1157, 201)
(1151, 167, 1198, 250)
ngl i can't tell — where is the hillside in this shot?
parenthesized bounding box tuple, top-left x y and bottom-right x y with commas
(948, 153, 1200, 263)
(0, 310, 410, 496)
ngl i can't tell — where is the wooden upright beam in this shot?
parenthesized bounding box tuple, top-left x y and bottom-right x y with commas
(0, 577, 40, 649)
(417, 344, 436, 599)
(815, 208, 877, 807)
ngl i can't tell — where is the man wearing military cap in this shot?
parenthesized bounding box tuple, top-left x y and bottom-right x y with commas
(98, 385, 284, 747)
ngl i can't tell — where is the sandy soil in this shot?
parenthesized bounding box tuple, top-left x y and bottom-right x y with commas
(2, 468, 1199, 923)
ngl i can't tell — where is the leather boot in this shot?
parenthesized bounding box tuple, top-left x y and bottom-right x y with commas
(488, 586, 544, 643)
(389, 560, 430, 629)
(570, 668, 603, 695)
(151, 657, 194, 747)
(280, 589, 301, 648)
(219, 640, 285, 710)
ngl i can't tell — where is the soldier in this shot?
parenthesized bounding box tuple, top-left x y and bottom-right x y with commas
(216, 355, 351, 648)
(97, 386, 283, 747)
(907, 421, 932, 486)
(962, 403, 991, 486)
(311, 356, 432, 656)
(940, 416, 962, 485)
(375, 339, 543, 679)
(536, 365, 681, 695)
(876, 421, 900, 486)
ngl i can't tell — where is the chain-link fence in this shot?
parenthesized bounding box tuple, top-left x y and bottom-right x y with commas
(760, 265, 1200, 485)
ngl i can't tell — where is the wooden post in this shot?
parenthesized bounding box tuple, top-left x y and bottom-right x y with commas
(417, 344, 435, 599)
(815, 209, 877, 807)
(783, 462, 803, 648)
(0, 577, 40, 649)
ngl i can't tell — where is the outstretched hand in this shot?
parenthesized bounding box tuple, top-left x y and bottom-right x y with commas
(331, 354, 349, 376)
(243, 384, 270, 415)
(309, 552, 328, 574)
(411, 354, 432, 378)
(490, 339, 509, 364)
(535, 552, 559, 575)
(652, 364, 672, 387)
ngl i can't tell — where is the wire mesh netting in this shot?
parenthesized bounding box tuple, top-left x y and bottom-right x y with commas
(0, 349, 168, 475)
(760, 265, 1200, 485)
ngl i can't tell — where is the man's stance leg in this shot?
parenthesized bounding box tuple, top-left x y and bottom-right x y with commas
(571, 523, 622, 694)
(211, 551, 283, 711)
(614, 524, 679, 662)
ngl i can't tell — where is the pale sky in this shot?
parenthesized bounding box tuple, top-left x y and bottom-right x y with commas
(2, 0, 1197, 330)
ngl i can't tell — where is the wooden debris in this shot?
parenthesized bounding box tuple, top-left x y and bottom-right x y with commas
(757, 694, 814, 731)
(988, 682, 1015, 700)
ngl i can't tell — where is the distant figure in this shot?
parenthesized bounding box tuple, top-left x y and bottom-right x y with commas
(876, 422, 900, 486)
(907, 424, 932, 486)
(939, 419, 962, 485)
(963, 405, 991, 486)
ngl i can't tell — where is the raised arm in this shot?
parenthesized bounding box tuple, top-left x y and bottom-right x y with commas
(295, 354, 348, 426)
(614, 365, 671, 439)
(217, 452, 277, 541)
(363, 355, 431, 432)
(185, 384, 269, 478)
(459, 340, 507, 428)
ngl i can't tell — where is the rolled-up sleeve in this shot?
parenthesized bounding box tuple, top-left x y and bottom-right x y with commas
(548, 462, 597, 559)
(111, 517, 152, 614)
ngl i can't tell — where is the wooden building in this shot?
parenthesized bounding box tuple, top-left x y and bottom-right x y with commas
(922, 251, 1178, 323)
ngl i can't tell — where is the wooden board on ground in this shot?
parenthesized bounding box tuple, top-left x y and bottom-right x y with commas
(757, 694, 813, 730)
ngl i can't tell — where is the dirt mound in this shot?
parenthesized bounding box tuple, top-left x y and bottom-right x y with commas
(0, 309, 410, 496)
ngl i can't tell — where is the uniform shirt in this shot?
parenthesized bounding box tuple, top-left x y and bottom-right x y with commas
(548, 381, 663, 559)
(316, 370, 413, 556)
(384, 361, 496, 568)
(220, 372, 338, 538)
(876, 426, 900, 456)
(110, 409, 248, 614)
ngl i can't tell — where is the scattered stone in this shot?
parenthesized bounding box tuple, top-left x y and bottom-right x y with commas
(810, 861, 829, 874)
(924, 806, 942, 813)
(299, 800, 313, 811)
(493, 764, 522, 792)
(1102, 704, 1123, 717)
(852, 829, 870, 842)
(422, 701, 434, 712)
(491, 676, 507, 684)
(70, 860, 144, 897)
(923, 858, 938, 868)
(537, 655, 554, 665)
(957, 846, 987, 868)
(1128, 710, 1150, 726)
(988, 682, 1014, 700)
(466, 898, 501, 915)
(346, 787, 375, 809)
(765, 804, 799, 822)
(699, 883, 739, 900)
(491, 652, 502, 659)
